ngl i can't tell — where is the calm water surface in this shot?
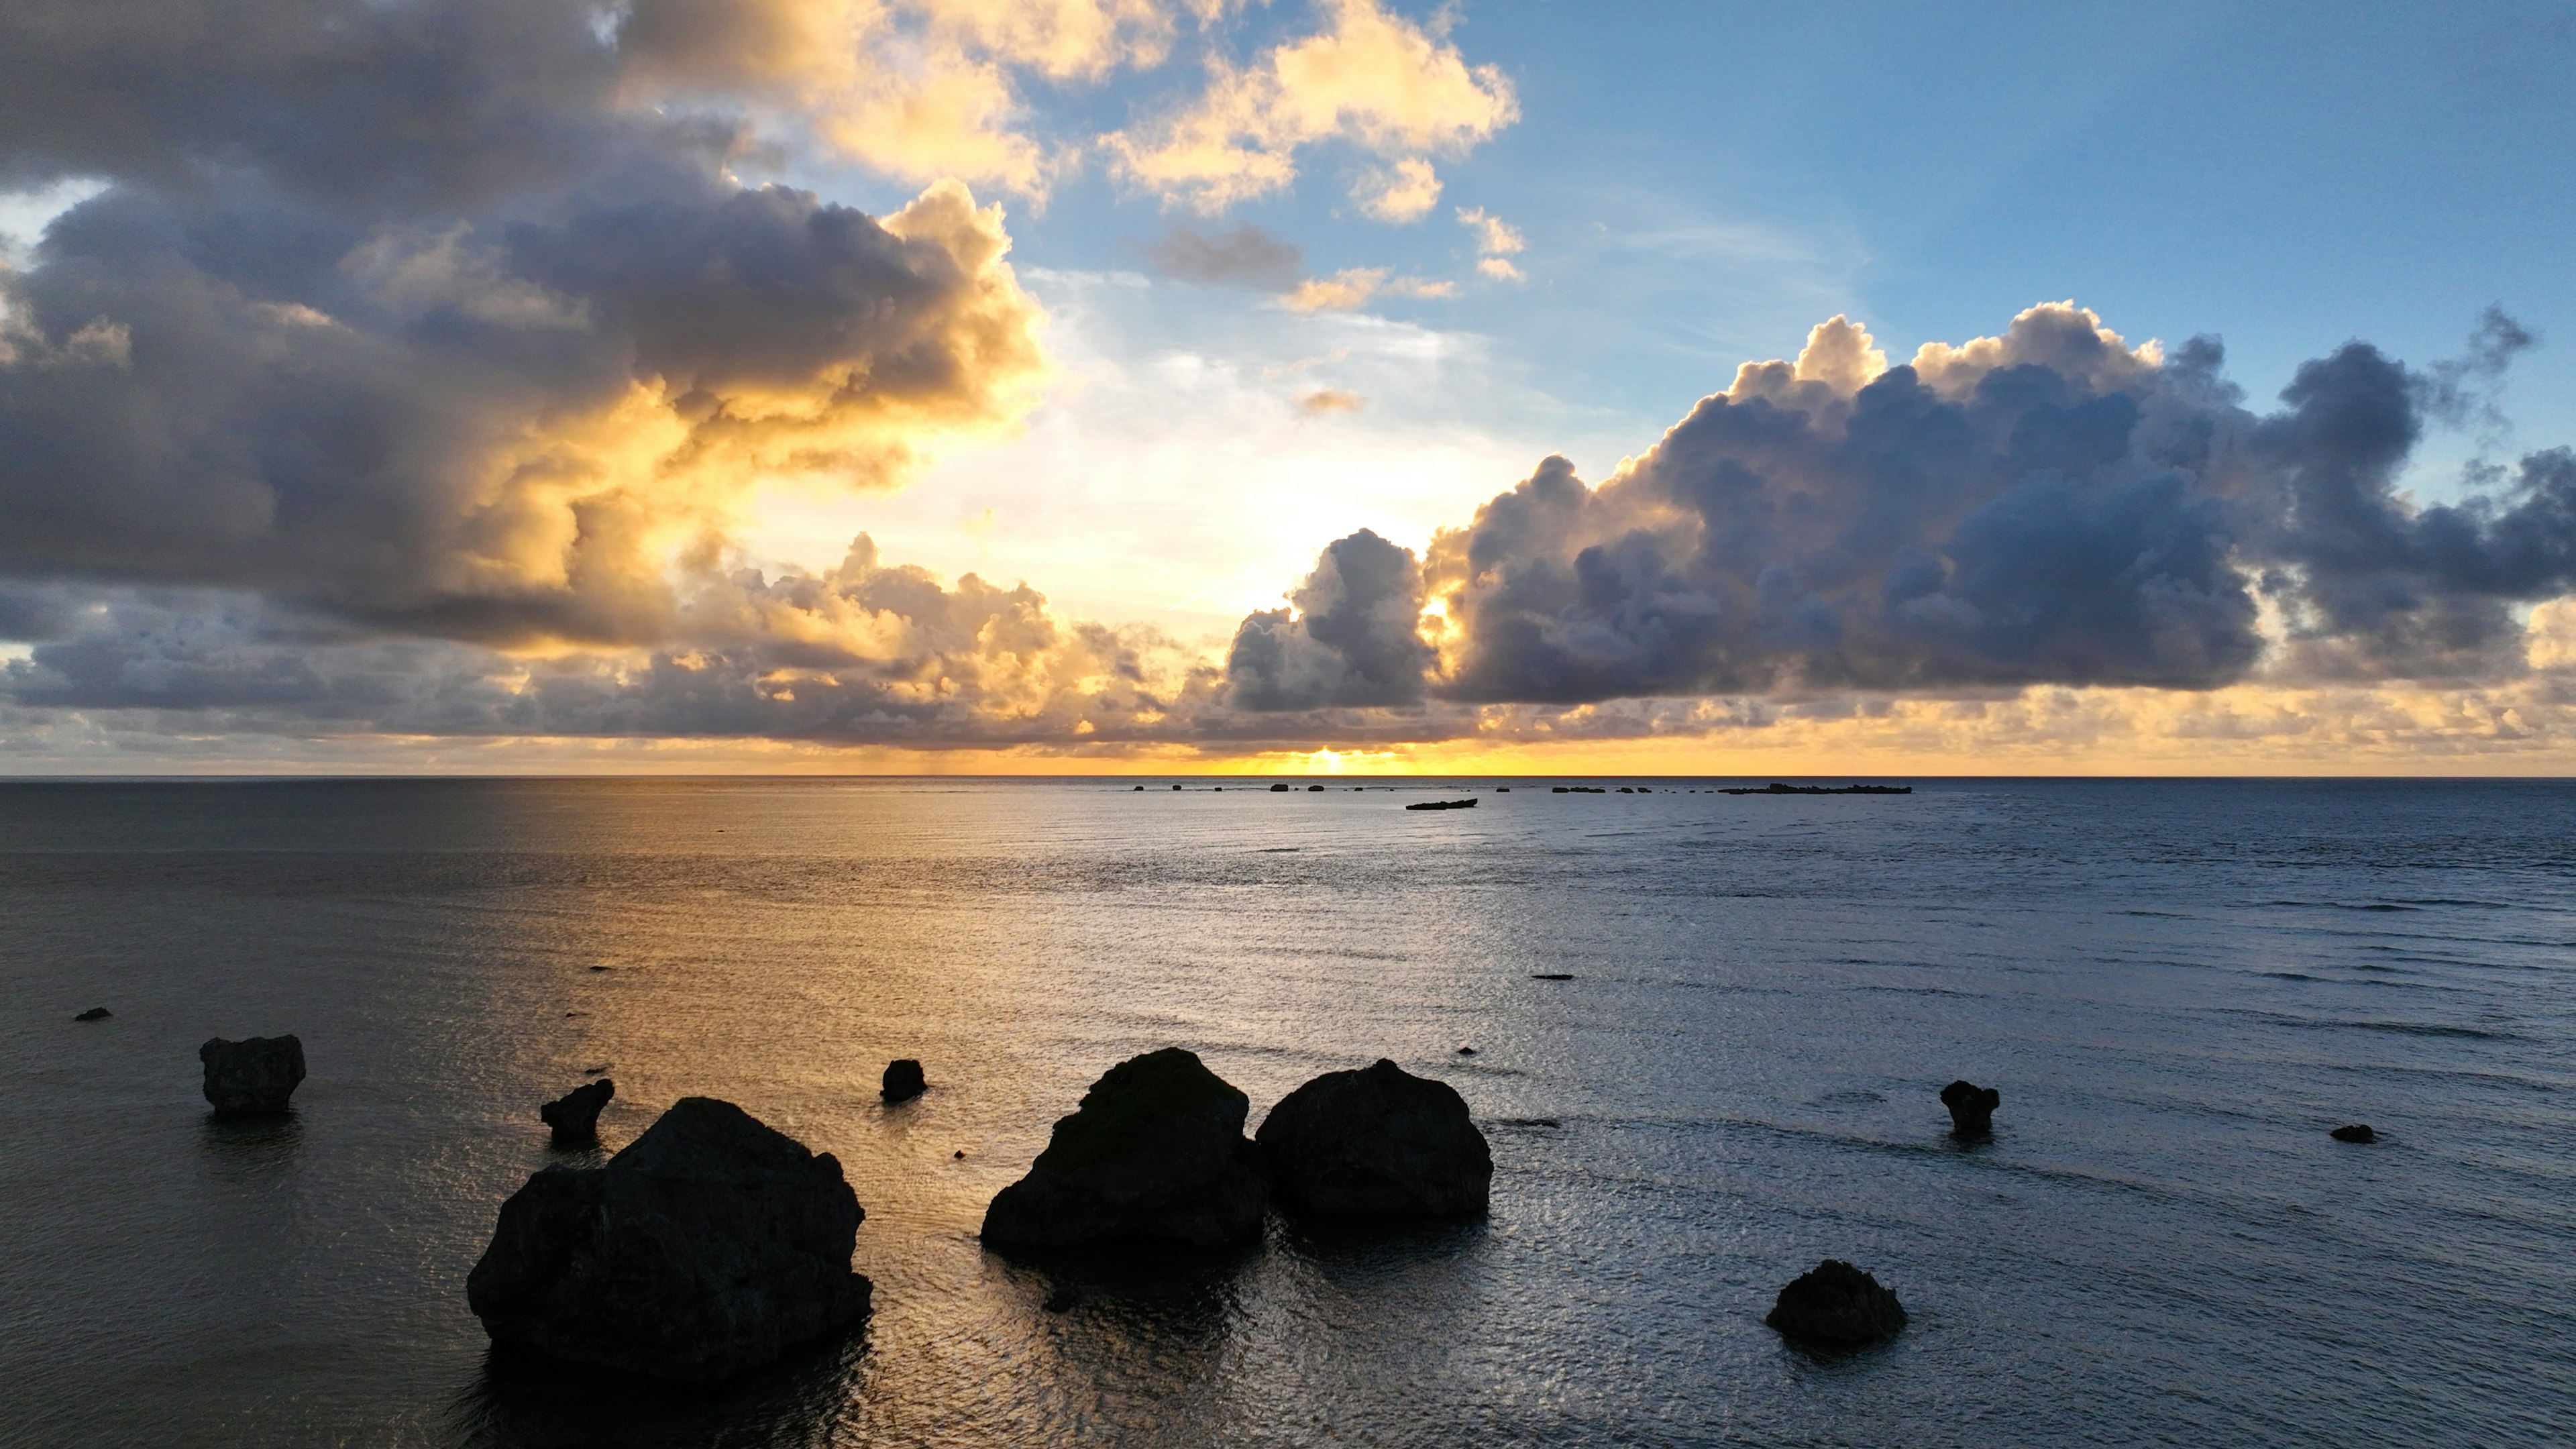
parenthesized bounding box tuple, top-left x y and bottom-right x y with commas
(1, 777, 2571, 1447)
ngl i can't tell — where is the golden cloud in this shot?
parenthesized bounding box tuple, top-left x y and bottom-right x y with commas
(1104, 0, 1518, 213)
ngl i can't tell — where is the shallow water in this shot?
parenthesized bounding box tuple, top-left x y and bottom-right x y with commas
(1, 777, 2571, 1448)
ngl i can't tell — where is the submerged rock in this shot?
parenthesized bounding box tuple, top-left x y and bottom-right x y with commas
(199, 1034, 306, 1115)
(467, 1096, 870, 1381)
(73, 1007, 111, 1022)
(881, 1059, 928, 1104)
(2330, 1124, 2378, 1144)
(1940, 1079, 1999, 1138)
(1766, 1259, 1907, 1346)
(980, 1048, 1267, 1252)
(540, 1079, 614, 1145)
(1257, 1059, 1491, 1217)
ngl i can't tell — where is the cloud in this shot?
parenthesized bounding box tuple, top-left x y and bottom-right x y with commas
(0, 1, 1050, 653)
(1139, 221, 1303, 286)
(1297, 388, 1365, 415)
(1231, 305, 2576, 710)
(0, 176, 1046, 648)
(0, 537, 1224, 745)
(619, 0, 1193, 197)
(1455, 205, 1522, 258)
(1281, 266, 1454, 311)
(1351, 158, 1442, 223)
(1104, 0, 1517, 213)
(1458, 203, 1523, 280)
(1224, 528, 1434, 708)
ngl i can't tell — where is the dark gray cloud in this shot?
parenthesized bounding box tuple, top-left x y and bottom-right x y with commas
(1226, 529, 1435, 710)
(1229, 306, 2576, 710)
(1138, 222, 1304, 288)
(0, 0, 1046, 653)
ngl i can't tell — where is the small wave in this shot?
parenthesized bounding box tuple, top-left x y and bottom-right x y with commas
(2262, 971, 2318, 981)
(2121, 909, 2192, 918)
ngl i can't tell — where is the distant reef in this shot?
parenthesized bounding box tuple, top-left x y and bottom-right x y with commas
(1719, 783, 1912, 795)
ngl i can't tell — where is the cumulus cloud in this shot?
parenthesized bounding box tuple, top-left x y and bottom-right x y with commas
(1139, 221, 1303, 286)
(1351, 158, 1443, 223)
(1232, 305, 2576, 710)
(0, 537, 1224, 745)
(0, 0, 1049, 655)
(1104, 0, 1517, 214)
(1457, 204, 1523, 280)
(1224, 529, 1434, 709)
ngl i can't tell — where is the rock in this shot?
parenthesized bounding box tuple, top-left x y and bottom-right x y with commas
(980, 1048, 1267, 1252)
(1766, 1259, 1907, 1346)
(466, 1097, 870, 1381)
(2330, 1124, 2377, 1144)
(540, 1079, 614, 1144)
(199, 1034, 306, 1115)
(1306, 784, 1324, 792)
(1269, 782, 1290, 792)
(73, 1007, 111, 1022)
(1257, 1059, 1492, 1217)
(1456, 1046, 1477, 1055)
(1940, 1079, 1999, 1138)
(881, 1059, 928, 1103)
(1531, 973, 1574, 981)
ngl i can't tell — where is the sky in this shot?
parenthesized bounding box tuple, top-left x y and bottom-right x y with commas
(2, 0, 2573, 774)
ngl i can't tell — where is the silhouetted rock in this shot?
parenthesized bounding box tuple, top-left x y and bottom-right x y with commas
(73, 1007, 111, 1022)
(1531, 973, 1574, 981)
(1269, 782, 1290, 792)
(881, 1059, 927, 1103)
(1940, 1079, 1999, 1138)
(1766, 1259, 1907, 1346)
(2330, 1124, 2377, 1144)
(199, 1034, 305, 1115)
(1257, 1059, 1492, 1217)
(467, 1097, 870, 1381)
(980, 1048, 1267, 1252)
(541, 1079, 614, 1144)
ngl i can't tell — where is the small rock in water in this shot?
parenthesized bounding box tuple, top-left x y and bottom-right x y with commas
(1766, 1259, 1907, 1346)
(1258, 1059, 1492, 1218)
(1531, 973, 1575, 981)
(954, 1149, 967, 1159)
(980, 1047, 1267, 1252)
(1940, 1079, 2000, 1138)
(583, 1063, 610, 1075)
(1456, 1046, 1477, 1055)
(2330, 1124, 2378, 1144)
(74, 1007, 112, 1022)
(199, 1034, 306, 1115)
(588, 965, 612, 973)
(467, 1097, 871, 1381)
(540, 1079, 614, 1145)
(882, 1058, 928, 1104)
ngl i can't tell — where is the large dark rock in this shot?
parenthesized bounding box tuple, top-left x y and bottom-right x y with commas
(881, 1059, 927, 1104)
(1256, 1059, 1491, 1217)
(540, 1079, 614, 1145)
(1940, 1079, 1999, 1138)
(466, 1097, 871, 1381)
(2330, 1124, 2378, 1144)
(980, 1048, 1267, 1252)
(74, 1007, 111, 1022)
(1766, 1259, 1907, 1346)
(200, 1035, 305, 1114)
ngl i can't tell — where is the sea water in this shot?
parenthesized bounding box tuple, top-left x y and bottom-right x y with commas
(0, 777, 2569, 1447)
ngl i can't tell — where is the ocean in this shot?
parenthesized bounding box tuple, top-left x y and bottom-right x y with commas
(1, 777, 2570, 1447)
